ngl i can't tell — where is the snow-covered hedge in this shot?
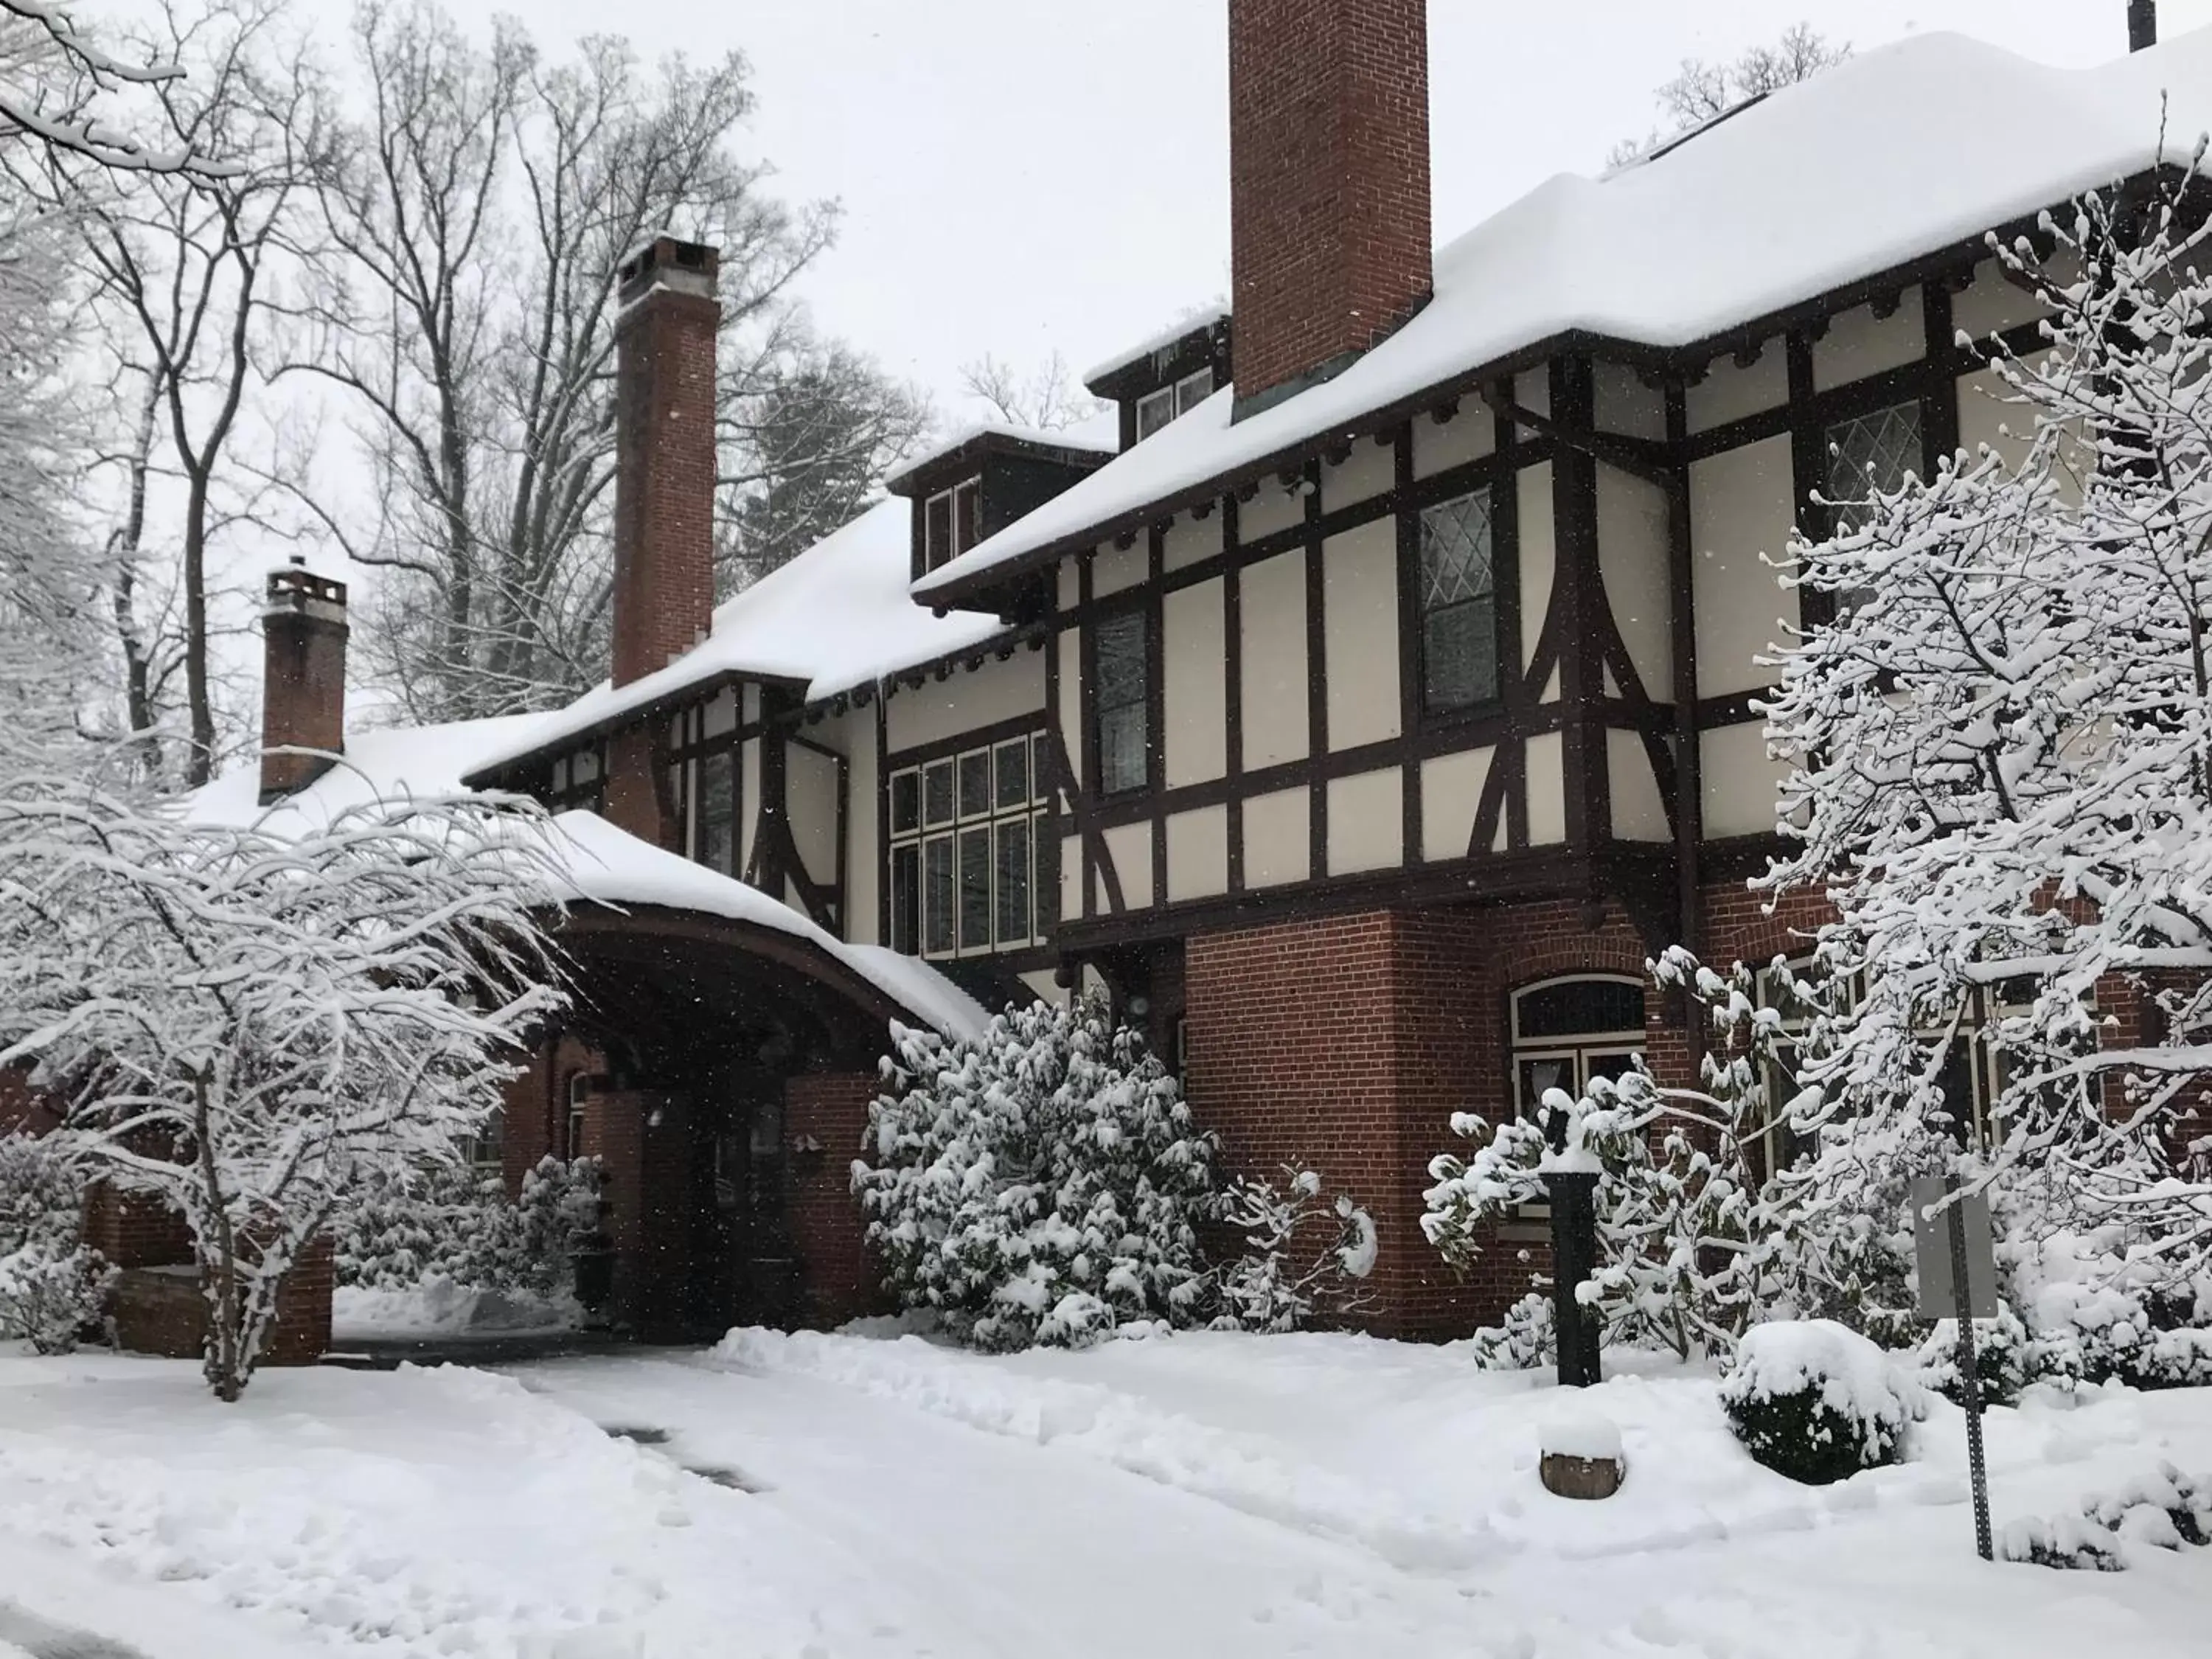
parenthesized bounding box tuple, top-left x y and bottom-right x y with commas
(336, 1153, 602, 1301)
(855, 995, 1374, 1351)
(2002, 1462, 2211, 1570)
(1719, 1320, 1922, 1485)
(0, 1133, 111, 1354)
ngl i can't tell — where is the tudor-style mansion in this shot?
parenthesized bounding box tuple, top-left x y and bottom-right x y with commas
(184, 4, 2212, 1346)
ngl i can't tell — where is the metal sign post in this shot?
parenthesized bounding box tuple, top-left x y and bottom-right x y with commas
(1913, 1175, 1997, 1561)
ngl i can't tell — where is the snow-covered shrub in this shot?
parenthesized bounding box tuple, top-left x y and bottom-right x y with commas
(337, 1155, 601, 1300)
(1720, 1320, 1922, 1485)
(855, 995, 1218, 1352)
(0, 1133, 110, 1354)
(2081, 1463, 2211, 1549)
(2013, 1231, 2212, 1391)
(1210, 1164, 1376, 1333)
(1466, 1292, 1557, 1371)
(2000, 1514, 2128, 1572)
(1916, 1304, 2031, 1409)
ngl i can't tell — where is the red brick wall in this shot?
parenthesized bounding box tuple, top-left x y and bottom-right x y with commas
(611, 240, 720, 689)
(83, 1183, 192, 1269)
(1228, 0, 1432, 401)
(263, 1233, 333, 1366)
(784, 1071, 888, 1329)
(0, 1065, 56, 1137)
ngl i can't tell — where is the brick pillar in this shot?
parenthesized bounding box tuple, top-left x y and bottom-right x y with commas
(784, 1071, 886, 1329)
(1227, 0, 1433, 412)
(611, 237, 720, 689)
(258, 561, 349, 804)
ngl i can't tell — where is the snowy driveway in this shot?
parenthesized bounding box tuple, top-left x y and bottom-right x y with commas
(2, 1332, 2210, 1658)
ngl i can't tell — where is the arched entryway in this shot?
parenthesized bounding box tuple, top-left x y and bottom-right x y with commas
(540, 905, 923, 1340)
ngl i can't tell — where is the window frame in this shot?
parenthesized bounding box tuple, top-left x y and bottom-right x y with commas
(886, 728, 1050, 962)
(924, 474, 984, 571)
(1416, 485, 1504, 719)
(1507, 973, 1648, 1122)
(1090, 604, 1153, 799)
(565, 1072, 591, 1163)
(667, 700, 745, 880)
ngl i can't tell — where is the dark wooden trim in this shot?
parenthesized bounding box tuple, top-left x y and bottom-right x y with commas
(1699, 832, 1788, 883)
(1551, 355, 1606, 850)
(1051, 840, 1679, 956)
(1784, 329, 1832, 636)
(873, 693, 891, 947)
(1394, 422, 1422, 863)
(1695, 689, 1767, 730)
(1147, 524, 1169, 902)
(882, 710, 1046, 773)
(1303, 461, 1328, 875)
(1222, 494, 1245, 894)
(1666, 382, 1703, 962)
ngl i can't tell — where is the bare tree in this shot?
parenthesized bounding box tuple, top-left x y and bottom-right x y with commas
(959, 350, 1104, 432)
(9, 0, 335, 785)
(306, 2, 925, 722)
(0, 0, 234, 175)
(1610, 23, 1849, 168)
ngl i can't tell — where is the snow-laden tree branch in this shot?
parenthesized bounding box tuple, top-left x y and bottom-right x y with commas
(1759, 151, 2212, 1299)
(0, 0, 239, 175)
(0, 776, 571, 1397)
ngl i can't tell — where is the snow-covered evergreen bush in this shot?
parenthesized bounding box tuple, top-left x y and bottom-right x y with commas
(2081, 1463, 2211, 1549)
(1465, 1291, 1557, 1371)
(2000, 1514, 2129, 1572)
(1916, 1305, 2031, 1410)
(1210, 1164, 1376, 1333)
(0, 1133, 111, 1354)
(855, 995, 1218, 1351)
(1720, 1320, 1922, 1485)
(336, 1154, 602, 1300)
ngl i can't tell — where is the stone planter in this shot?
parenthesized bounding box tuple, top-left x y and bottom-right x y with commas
(1540, 1450, 1624, 1500)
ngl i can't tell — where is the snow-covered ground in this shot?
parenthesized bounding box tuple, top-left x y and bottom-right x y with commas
(2, 1329, 2209, 1658)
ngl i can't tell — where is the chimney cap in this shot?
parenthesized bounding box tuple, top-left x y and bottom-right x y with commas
(265, 560, 348, 617)
(618, 234, 720, 296)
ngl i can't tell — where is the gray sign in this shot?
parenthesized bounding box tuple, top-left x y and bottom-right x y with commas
(1911, 1178, 2000, 1321)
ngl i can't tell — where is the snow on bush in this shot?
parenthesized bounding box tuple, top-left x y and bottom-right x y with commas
(1915, 1304, 2031, 1410)
(337, 1154, 602, 1304)
(2000, 1463, 2212, 1571)
(1466, 1291, 1556, 1371)
(1210, 1164, 1376, 1334)
(1719, 1320, 1922, 1485)
(2011, 1231, 2212, 1391)
(857, 998, 1377, 1350)
(0, 1132, 111, 1354)
(855, 995, 1219, 1351)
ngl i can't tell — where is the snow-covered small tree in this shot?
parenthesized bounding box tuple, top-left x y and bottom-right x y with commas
(0, 1130, 110, 1353)
(855, 994, 1217, 1351)
(0, 779, 567, 1397)
(1759, 154, 2212, 1321)
(1210, 1164, 1376, 1334)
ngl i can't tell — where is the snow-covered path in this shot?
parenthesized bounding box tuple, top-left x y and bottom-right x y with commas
(3, 1332, 2211, 1658)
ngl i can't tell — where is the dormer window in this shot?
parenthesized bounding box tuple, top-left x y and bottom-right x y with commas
(924, 476, 982, 571)
(1135, 369, 1215, 442)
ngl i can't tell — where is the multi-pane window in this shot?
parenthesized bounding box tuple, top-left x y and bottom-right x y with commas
(888, 733, 1049, 960)
(1093, 610, 1150, 795)
(1419, 489, 1499, 714)
(1135, 368, 1215, 442)
(925, 476, 983, 571)
(1509, 975, 1646, 1122)
(1824, 401, 1923, 531)
(565, 1072, 591, 1162)
(668, 699, 741, 877)
(546, 746, 605, 814)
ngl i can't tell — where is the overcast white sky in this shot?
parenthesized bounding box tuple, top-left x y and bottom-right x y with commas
(426, 0, 2212, 425)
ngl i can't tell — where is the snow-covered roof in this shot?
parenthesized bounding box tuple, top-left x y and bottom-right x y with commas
(187, 719, 987, 1040)
(883, 414, 1117, 494)
(1083, 307, 1231, 389)
(916, 28, 2212, 603)
(462, 498, 1008, 781)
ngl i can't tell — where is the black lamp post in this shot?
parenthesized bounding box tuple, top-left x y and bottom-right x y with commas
(1541, 1102, 1603, 1388)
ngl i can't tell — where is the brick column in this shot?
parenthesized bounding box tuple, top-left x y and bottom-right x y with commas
(784, 1071, 886, 1329)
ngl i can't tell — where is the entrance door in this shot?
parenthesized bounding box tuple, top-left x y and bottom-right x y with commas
(715, 1091, 799, 1329)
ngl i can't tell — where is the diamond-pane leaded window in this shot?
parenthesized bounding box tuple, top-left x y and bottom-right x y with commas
(1419, 490, 1498, 713)
(1824, 402, 1922, 534)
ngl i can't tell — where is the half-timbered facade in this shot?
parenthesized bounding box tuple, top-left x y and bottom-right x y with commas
(229, 4, 2210, 1342)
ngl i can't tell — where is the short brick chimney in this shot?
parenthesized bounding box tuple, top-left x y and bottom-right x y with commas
(611, 235, 720, 689)
(1227, 0, 1433, 417)
(2129, 1, 2157, 51)
(259, 558, 348, 805)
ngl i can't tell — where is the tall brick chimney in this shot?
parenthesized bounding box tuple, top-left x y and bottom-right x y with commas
(611, 235, 720, 689)
(259, 558, 348, 805)
(1227, 0, 1433, 418)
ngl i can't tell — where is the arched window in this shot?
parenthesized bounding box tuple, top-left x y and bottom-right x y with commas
(1509, 975, 1646, 1120)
